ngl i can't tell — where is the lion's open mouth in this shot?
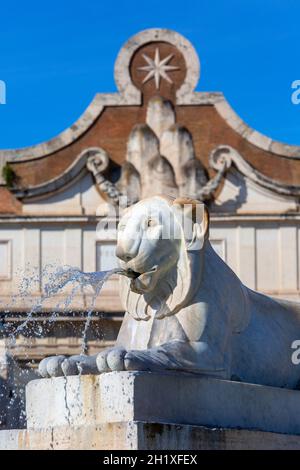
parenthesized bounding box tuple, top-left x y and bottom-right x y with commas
(124, 269, 140, 279)
(125, 266, 157, 280)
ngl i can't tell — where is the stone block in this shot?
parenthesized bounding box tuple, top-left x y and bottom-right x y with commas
(27, 371, 300, 436)
(1, 422, 300, 450)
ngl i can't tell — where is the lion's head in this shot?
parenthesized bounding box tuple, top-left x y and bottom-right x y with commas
(116, 196, 209, 321)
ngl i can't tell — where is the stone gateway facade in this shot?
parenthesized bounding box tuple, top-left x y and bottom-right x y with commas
(1, 28, 300, 428)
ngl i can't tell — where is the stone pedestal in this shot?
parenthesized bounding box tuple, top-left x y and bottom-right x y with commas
(1, 371, 300, 449)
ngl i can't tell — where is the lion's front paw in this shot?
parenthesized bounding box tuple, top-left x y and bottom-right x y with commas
(38, 354, 98, 377)
(96, 347, 127, 373)
(38, 355, 66, 378)
(123, 350, 162, 371)
(96, 348, 166, 373)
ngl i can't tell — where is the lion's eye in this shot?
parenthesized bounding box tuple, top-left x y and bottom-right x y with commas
(147, 218, 156, 227)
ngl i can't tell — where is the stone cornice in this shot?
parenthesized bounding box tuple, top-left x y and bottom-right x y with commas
(210, 145, 300, 196)
(1, 213, 300, 224)
(213, 97, 300, 159)
(10, 147, 109, 199)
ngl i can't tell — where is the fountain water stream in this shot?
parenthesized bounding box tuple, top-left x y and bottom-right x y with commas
(9, 266, 132, 345)
(0, 265, 134, 429)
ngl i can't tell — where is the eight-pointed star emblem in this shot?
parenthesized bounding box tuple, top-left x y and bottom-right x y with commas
(137, 48, 180, 89)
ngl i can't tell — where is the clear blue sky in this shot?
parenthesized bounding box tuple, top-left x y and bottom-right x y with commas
(1, 0, 300, 149)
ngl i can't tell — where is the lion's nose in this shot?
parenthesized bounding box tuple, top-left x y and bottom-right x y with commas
(116, 245, 135, 263)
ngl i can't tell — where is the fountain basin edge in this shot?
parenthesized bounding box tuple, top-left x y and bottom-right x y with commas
(1, 371, 300, 449)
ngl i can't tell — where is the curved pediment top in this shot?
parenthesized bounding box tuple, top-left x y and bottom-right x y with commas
(114, 28, 200, 104)
(1, 28, 300, 194)
(213, 96, 300, 160)
(10, 147, 107, 200)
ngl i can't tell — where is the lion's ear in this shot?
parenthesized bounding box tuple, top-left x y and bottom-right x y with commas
(172, 198, 209, 250)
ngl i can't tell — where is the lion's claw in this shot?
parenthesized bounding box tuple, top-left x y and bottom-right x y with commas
(38, 354, 98, 377)
(96, 347, 127, 373)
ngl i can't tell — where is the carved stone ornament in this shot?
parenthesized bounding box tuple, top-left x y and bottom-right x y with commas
(85, 148, 122, 204)
(86, 96, 231, 205)
(209, 145, 300, 197)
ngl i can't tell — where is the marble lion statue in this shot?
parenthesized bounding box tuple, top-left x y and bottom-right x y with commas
(39, 196, 300, 389)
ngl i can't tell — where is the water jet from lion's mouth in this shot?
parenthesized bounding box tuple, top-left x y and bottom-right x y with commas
(8, 266, 139, 349)
(3, 261, 159, 424)
(3, 264, 140, 425)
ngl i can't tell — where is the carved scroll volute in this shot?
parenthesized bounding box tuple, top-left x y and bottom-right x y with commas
(86, 148, 122, 204)
(209, 146, 232, 173)
(195, 145, 233, 201)
(86, 148, 110, 175)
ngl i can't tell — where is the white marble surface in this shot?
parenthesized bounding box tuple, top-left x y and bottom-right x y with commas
(39, 196, 300, 389)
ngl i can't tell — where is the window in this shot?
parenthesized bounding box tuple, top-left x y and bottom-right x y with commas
(0, 240, 11, 279)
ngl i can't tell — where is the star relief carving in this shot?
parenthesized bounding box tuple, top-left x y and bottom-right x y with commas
(137, 48, 180, 89)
